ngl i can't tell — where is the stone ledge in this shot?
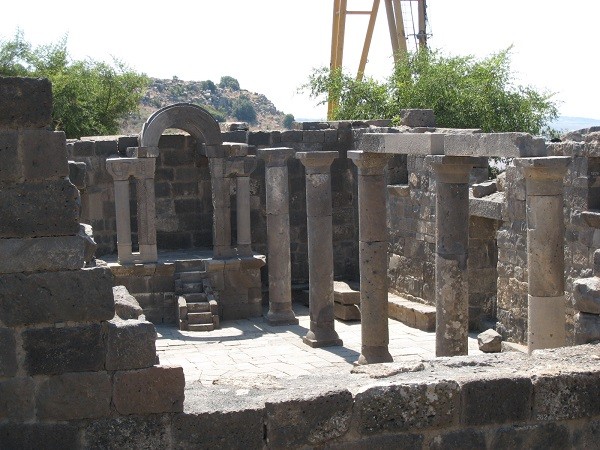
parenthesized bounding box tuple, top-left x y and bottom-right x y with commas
(388, 293, 436, 331)
(469, 191, 504, 220)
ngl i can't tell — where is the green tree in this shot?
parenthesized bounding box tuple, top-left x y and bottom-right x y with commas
(0, 30, 149, 138)
(232, 95, 257, 123)
(283, 113, 295, 129)
(219, 75, 240, 91)
(305, 48, 558, 135)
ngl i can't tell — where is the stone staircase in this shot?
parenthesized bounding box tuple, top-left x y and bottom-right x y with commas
(175, 260, 219, 332)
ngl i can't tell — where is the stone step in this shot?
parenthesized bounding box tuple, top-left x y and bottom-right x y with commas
(175, 280, 204, 294)
(388, 294, 436, 331)
(188, 312, 213, 324)
(187, 302, 211, 313)
(174, 259, 206, 272)
(177, 271, 205, 283)
(184, 291, 208, 303)
(334, 302, 361, 321)
(334, 281, 360, 305)
(188, 323, 215, 332)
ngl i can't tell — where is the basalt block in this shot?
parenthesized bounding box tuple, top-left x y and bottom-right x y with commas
(0, 77, 52, 129)
(106, 318, 157, 371)
(0, 378, 35, 422)
(0, 328, 17, 377)
(0, 179, 80, 238)
(0, 267, 115, 326)
(0, 423, 79, 449)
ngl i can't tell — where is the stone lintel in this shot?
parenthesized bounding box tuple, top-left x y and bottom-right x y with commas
(360, 132, 444, 155)
(106, 157, 155, 180)
(516, 156, 570, 196)
(444, 132, 547, 158)
(205, 143, 250, 158)
(296, 151, 338, 173)
(226, 155, 257, 177)
(348, 150, 390, 175)
(256, 147, 295, 167)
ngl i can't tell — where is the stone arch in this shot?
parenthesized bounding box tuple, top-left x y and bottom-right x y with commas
(139, 103, 223, 148)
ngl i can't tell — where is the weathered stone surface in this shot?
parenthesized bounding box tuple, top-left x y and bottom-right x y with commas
(265, 389, 353, 447)
(0, 423, 79, 449)
(472, 180, 497, 198)
(429, 429, 487, 450)
(0, 267, 115, 326)
(573, 276, 600, 314)
(361, 132, 444, 155)
(490, 423, 570, 450)
(36, 371, 111, 420)
(113, 285, 144, 320)
(353, 381, 460, 434)
(478, 329, 502, 353)
(469, 191, 504, 220)
(173, 409, 264, 449)
(445, 132, 546, 157)
(398, 109, 436, 127)
(113, 365, 185, 414)
(0, 378, 34, 421)
(0, 328, 17, 377)
(23, 323, 105, 375)
(83, 414, 172, 449)
(0, 77, 52, 129)
(388, 294, 436, 331)
(533, 372, 600, 421)
(106, 318, 157, 371)
(68, 160, 87, 188)
(0, 179, 80, 238)
(574, 312, 600, 344)
(79, 223, 97, 263)
(328, 433, 424, 450)
(461, 376, 532, 425)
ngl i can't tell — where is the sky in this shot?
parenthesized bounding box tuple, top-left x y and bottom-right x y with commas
(1, 0, 599, 121)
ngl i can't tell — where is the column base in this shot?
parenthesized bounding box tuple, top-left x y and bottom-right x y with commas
(265, 309, 299, 326)
(357, 345, 393, 365)
(528, 294, 566, 353)
(302, 329, 343, 348)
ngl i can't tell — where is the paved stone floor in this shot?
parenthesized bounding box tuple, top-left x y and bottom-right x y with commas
(157, 304, 483, 385)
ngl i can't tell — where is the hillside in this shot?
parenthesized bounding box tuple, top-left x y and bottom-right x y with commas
(119, 76, 291, 135)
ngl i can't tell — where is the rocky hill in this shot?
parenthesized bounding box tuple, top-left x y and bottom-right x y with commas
(119, 77, 291, 135)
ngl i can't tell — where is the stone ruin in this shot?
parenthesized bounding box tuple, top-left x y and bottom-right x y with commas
(1, 76, 599, 447)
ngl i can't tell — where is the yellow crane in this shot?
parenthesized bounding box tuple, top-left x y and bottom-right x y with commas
(328, 0, 427, 118)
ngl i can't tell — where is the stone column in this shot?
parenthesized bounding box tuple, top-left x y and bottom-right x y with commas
(232, 156, 257, 257)
(431, 156, 473, 357)
(257, 148, 298, 325)
(107, 158, 134, 264)
(348, 151, 392, 364)
(209, 156, 231, 258)
(135, 157, 157, 263)
(297, 151, 343, 348)
(516, 157, 569, 353)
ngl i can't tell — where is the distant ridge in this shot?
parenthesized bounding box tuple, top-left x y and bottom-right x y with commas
(551, 116, 600, 132)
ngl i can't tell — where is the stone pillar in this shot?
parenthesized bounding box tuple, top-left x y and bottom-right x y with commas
(348, 151, 392, 364)
(136, 158, 157, 263)
(516, 157, 569, 353)
(209, 156, 231, 258)
(257, 148, 298, 325)
(431, 156, 473, 357)
(228, 156, 257, 257)
(297, 151, 343, 348)
(107, 159, 134, 264)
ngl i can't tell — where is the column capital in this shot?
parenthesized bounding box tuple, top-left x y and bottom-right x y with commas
(348, 150, 390, 175)
(106, 157, 155, 180)
(431, 156, 475, 183)
(296, 151, 338, 174)
(204, 142, 249, 158)
(226, 155, 257, 177)
(516, 156, 570, 196)
(256, 147, 295, 167)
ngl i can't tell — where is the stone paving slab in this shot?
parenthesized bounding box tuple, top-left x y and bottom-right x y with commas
(156, 304, 482, 385)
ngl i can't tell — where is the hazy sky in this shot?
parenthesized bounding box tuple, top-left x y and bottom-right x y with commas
(2, 1, 598, 120)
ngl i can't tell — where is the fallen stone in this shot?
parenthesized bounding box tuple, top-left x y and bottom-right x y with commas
(478, 329, 503, 353)
(398, 109, 436, 128)
(350, 361, 425, 378)
(68, 160, 87, 189)
(106, 318, 157, 371)
(496, 171, 507, 192)
(469, 191, 504, 220)
(113, 285, 144, 320)
(79, 223, 97, 263)
(573, 276, 600, 314)
(0, 77, 52, 129)
(574, 312, 600, 345)
(472, 180, 498, 198)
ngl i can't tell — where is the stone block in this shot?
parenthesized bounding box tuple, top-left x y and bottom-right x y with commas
(361, 132, 444, 155)
(477, 329, 502, 352)
(23, 323, 105, 375)
(334, 302, 361, 321)
(533, 371, 600, 421)
(0, 77, 52, 129)
(388, 294, 436, 331)
(472, 180, 497, 198)
(0, 378, 35, 421)
(461, 376, 532, 425)
(82, 414, 171, 449)
(0, 179, 80, 238)
(68, 160, 87, 188)
(106, 318, 157, 371)
(428, 429, 487, 450)
(0, 423, 79, 449)
(574, 312, 600, 344)
(113, 365, 185, 414)
(36, 371, 111, 420)
(113, 285, 144, 320)
(173, 409, 264, 449)
(398, 109, 436, 127)
(352, 380, 460, 435)
(490, 423, 570, 450)
(265, 389, 353, 447)
(445, 133, 547, 158)
(19, 129, 68, 181)
(0, 328, 17, 377)
(573, 276, 600, 314)
(0, 267, 115, 326)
